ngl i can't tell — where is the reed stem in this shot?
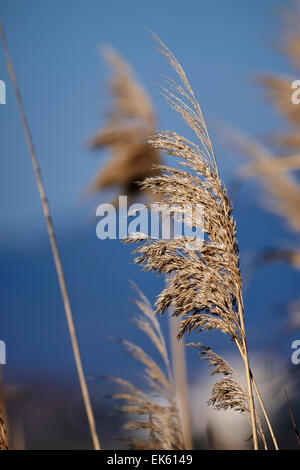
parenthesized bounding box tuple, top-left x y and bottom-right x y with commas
(169, 314, 193, 449)
(236, 289, 259, 450)
(0, 22, 101, 451)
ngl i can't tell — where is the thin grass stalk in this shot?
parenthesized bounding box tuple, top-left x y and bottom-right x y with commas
(168, 313, 193, 449)
(188, 49, 259, 450)
(236, 287, 259, 450)
(0, 22, 101, 451)
(234, 338, 279, 449)
(111, 286, 185, 449)
(252, 376, 279, 450)
(88, 47, 191, 449)
(166, 225, 192, 450)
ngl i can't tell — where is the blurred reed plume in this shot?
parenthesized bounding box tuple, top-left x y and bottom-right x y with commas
(88, 46, 161, 204)
(126, 35, 279, 450)
(88, 46, 192, 448)
(260, 1, 300, 152)
(235, 1, 300, 335)
(111, 286, 184, 450)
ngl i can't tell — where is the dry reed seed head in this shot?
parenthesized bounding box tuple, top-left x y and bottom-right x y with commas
(240, 154, 300, 176)
(261, 248, 300, 270)
(111, 287, 184, 450)
(124, 39, 272, 448)
(251, 16, 300, 231)
(88, 46, 161, 204)
(281, 0, 300, 71)
(208, 378, 250, 414)
(237, 3, 300, 367)
(191, 343, 249, 413)
(190, 343, 267, 448)
(260, 76, 300, 129)
(125, 38, 245, 349)
(256, 6, 300, 152)
(102, 46, 156, 128)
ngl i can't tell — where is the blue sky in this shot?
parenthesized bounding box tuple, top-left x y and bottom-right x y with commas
(0, 0, 291, 247)
(0, 0, 299, 388)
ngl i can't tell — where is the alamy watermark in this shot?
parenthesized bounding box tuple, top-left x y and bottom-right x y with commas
(291, 339, 300, 365)
(0, 80, 6, 104)
(95, 196, 204, 248)
(0, 340, 6, 365)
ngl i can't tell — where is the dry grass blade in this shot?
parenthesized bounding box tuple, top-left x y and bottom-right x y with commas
(88, 48, 192, 448)
(168, 311, 193, 449)
(236, 136, 300, 233)
(260, 76, 300, 129)
(124, 35, 271, 449)
(111, 286, 184, 450)
(257, 3, 300, 151)
(0, 22, 101, 450)
(88, 46, 161, 204)
(235, 3, 300, 343)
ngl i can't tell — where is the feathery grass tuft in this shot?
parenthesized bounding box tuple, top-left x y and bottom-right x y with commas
(111, 286, 184, 450)
(236, 3, 300, 337)
(125, 35, 279, 449)
(88, 47, 161, 204)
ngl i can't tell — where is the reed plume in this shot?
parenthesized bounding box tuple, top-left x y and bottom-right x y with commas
(88, 46, 161, 204)
(111, 286, 184, 450)
(125, 35, 279, 450)
(88, 47, 192, 448)
(259, 1, 300, 152)
(236, 2, 300, 335)
(193, 344, 267, 448)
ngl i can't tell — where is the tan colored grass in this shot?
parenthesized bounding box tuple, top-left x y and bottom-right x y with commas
(87, 46, 161, 204)
(111, 286, 184, 450)
(192, 343, 267, 449)
(88, 47, 193, 448)
(236, 2, 300, 337)
(124, 35, 277, 450)
(237, 137, 300, 233)
(0, 22, 101, 450)
(284, 388, 300, 446)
